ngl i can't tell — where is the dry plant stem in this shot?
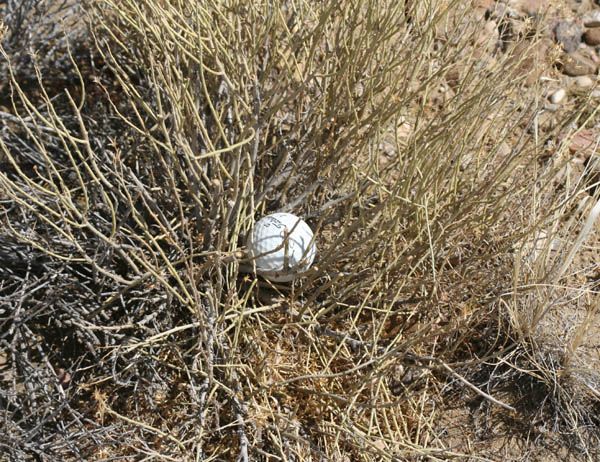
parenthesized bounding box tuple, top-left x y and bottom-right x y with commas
(0, 0, 597, 460)
(317, 326, 516, 412)
(552, 198, 600, 283)
(103, 405, 186, 452)
(437, 361, 515, 412)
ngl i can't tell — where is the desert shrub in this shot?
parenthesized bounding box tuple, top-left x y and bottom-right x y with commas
(0, 0, 598, 460)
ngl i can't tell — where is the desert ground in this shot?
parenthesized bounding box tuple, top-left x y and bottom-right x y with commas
(1, 0, 599, 461)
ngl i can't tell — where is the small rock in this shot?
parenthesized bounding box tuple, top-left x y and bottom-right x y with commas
(396, 118, 412, 140)
(458, 154, 474, 172)
(498, 141, 511, 157)
(583, 11, 600, 28)
(559, 52, 598, 76)
(487, 3, 521, 20)
(379, 141, 396, 157)
(474, 0, 495, 19)
(0, 353, 11, 383)
(56, 368, 72, 387)
(554, 21, 583, 53)
(427, 84, 455, 108)
(574, 75, 594, 87)
(549, 88, 566, 104)
(578, 45, 600, 63)
(474, 0, 495, 9)
(571, 1, 597, 15)
(475, 20, 499, 49)
(508, 39, 553, 86)
(508, 0, 543, 16)
(445, 67, 461, 89)
(583, 28, 600, 46)
(567, 129, 599, 159)
(591, 89, 600, 98)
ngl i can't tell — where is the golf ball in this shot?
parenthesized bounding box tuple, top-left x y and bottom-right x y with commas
(246, 212, 316, 282)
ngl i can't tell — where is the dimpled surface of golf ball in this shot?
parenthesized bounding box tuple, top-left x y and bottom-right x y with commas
(246, 212, 316, 282)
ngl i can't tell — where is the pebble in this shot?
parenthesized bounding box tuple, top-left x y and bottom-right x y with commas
(583, 11, 600, 28)
(574, 75, 594, 88)
(554, 21, 583, 53)
(498, 141, 511, 157)
(476, 20, 499, 49)
(445, 67, 461, 89)
(510, 39, 552, 86)
(567, 129, 598, 158)
(559, 52, 598, 76)
(549, 88, 566, 104)
(487, 3, 520, 20)
(508, 0, 543, 17)
(379, 141, 396, 157)
(579, 46, 600, 66)
(474, 0, 494, 9)
(583, 28, 600, 47)
(592, 89, 600, 98)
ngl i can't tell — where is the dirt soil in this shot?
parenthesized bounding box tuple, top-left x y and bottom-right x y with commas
(424, 0, 600, 460)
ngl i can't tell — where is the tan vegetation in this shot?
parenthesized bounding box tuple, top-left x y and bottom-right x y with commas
(0, 0, 598, 460)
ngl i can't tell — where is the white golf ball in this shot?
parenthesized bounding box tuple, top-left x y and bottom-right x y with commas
(246, 212, 316, 282)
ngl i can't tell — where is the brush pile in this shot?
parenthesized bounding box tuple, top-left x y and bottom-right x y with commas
(0, 1, 598, 460)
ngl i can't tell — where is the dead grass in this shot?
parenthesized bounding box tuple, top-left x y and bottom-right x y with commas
(0, 0, 599, 460)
